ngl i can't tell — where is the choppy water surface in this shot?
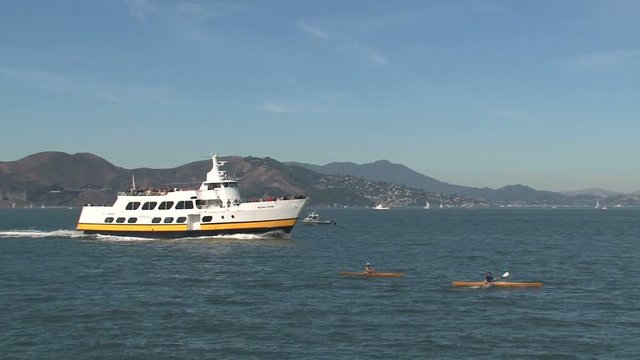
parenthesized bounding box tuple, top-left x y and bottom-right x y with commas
(1, 208, 639, 359)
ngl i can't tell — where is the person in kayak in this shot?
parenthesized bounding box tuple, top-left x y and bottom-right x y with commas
(484, 272, 495, 283)
(363, 263, 376, 275)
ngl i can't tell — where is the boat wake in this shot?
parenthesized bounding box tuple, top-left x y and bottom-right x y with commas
(0, 229, 290, 242)
(93, 234, 158, 242)
(92, 230, 291, 242)
(180, 231, 291, 241)
(0, 229, 85, 239)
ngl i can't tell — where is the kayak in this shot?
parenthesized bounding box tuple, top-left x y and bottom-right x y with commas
(339, 271, 405, 278)
(452, 281, 543, 288)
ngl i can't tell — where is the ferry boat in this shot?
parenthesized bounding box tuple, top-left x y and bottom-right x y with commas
(76, 155, 308, 238)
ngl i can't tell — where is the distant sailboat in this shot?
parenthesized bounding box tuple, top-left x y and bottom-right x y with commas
(439, 202, 443, 209)
(595, 200, 600, 209)
(424, 201, 430, 209)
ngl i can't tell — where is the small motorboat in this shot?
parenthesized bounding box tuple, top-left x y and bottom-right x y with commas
(301, 211, 336, 225)
(373, 204, 390, 210)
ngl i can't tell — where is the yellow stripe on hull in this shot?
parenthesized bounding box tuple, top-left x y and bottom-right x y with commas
(200, 219, 296, 231)
(77, 218, 297, 233)
(77, 223, 188, 232)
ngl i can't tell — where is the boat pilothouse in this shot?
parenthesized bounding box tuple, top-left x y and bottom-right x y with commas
(197, 155, 242, 208)
(76, 155, 308, 238)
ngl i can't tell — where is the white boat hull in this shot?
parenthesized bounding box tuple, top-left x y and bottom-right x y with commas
(77, 198, 307, 238)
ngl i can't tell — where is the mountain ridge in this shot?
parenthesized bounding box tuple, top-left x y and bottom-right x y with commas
(287, 160, 636, 196)
(561, 188, 623, 197)
(287, 160, 582, 202)
(0, 152, 444, 208)
(1, 152, 638, 208)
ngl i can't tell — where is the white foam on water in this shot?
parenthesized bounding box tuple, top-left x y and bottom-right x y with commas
(0, 229, 85, 239)
(93, 234, 159, 242)
(0, 229, 290, 243)
(89, 231, 290, 243)
(188, 231, 290, 241)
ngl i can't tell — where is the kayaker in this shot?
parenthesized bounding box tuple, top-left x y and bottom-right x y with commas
(484, 272, 495, 283)
(363, 263, 376, 275)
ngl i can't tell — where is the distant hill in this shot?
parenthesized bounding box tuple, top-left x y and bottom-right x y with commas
(1, 152, 467, 208)
(0, 152, 317, 207)
(296, 160, 462, 194)
(2, 152, 639, 208)
(562, 188, 623, 197)
(288, 160, 570, 202)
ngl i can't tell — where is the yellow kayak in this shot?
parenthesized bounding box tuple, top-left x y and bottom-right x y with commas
(339, 271, 405, 278)
(452, 281, 543, 288)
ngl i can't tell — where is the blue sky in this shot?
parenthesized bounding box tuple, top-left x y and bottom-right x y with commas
(1, 0, 639, 193)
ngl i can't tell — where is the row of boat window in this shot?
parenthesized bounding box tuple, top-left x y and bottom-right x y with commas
(104, 215, 231, 224)
(125, 200, 194, 210)
(206, 182, 237, 190)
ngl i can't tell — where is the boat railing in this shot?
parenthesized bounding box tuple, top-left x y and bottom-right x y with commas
(118, 187, 192, 196)
(243, 195, 307, 203)
(83, 194, 306, 208)
(109, 192, 306, 204)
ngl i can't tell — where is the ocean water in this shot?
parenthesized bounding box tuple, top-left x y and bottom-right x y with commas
(1, 207, 639, 359)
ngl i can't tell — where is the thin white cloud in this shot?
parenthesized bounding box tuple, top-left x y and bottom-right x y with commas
(125, 0, 157, 21)
(101, 95, 120, 102)
(298, 21, 330, 40)
(123, 0, 246, 43)
(368, 52, 388, 65)
(0, 65, 176, 104)
(260, 92, 346, 114)
(0, 47, 87, 64)
(0, 65, 120, 102)
(260, 99, 333, 114)
(0, 66, 75, 93)
(556, 48, 640, 72)
(138, 86, 175, 104)
(175, 2, 241, 27)
(260, 101, 330, 114)
(260, 102, 307, 114)
(350, 40, 388, 65)
(299, 21, 388, 65)
(494, 110, 522, 122)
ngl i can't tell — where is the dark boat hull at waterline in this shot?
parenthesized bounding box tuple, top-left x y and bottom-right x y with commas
(82, 226, 294, 239)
